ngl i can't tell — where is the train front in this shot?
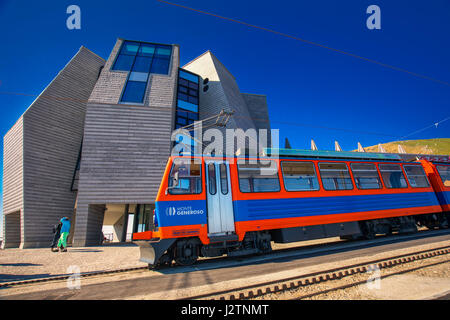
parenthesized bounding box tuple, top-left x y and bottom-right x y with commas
(132, 156, 207, 267)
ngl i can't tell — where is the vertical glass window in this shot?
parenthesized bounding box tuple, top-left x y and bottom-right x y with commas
(208, 163, 217, 195)
(132, 56, 152, 73)
(403, 165, 430, 188)
(437, 165, 450, 187)
(281, 161, 319, 191)
(318, 163, 353, 190)
(379, 164, 408, 189)
(113, 40, 172, 104)
(174, 68, 200, 151)
(121, 81, 147, 104)
(237, 161, 280, 193)
(350, 163, 382, 189)
(135, 204, 152, 233)
(220, 164, 229, 195)
(113, 54, 135, 71)
(151, 58, 170, 74)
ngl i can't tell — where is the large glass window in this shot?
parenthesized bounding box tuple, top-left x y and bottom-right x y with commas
(379, 164, 408, 189)
(403, 165, 430, 188)
(113, 41, 172, 104)
(176, 69, 199, 118)
(168, 158, 202, 195)
(113, 41, 172, 74)
(318, 163, 353, 190)
(437, 165, 450, 187)
(350, 163, 382, 190)
(121, 81, 147, 103)
(281, 161, 319, 191)
(173, 69, 200, 151)
(134, 204, 153, 233)
(237, 161, 280, 193)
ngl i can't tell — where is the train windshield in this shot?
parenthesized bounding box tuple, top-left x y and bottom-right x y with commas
(168, 158, 202, 194)
(437, 165, 450, 187)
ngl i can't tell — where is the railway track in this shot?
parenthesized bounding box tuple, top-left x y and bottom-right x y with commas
(186, 245, 450, 300)
(1, 228, 449, 291)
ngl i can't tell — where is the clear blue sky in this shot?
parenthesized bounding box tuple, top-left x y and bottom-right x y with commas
(1, 0, 449, 230)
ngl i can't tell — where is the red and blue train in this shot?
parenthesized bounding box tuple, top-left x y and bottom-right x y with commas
(133, 149, 450, 267)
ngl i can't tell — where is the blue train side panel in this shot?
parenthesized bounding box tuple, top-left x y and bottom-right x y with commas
(233, 192, 440, 222)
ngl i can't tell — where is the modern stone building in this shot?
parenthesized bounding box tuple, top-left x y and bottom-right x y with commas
(2, 38, 271, 248)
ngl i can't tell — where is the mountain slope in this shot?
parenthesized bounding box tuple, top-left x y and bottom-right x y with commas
(362, 138, 450, 155)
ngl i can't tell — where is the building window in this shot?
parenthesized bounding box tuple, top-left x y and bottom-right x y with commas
(237, 161, 280, 193)
(113, 40, 172, 104)
(378, 164, 408, 189)
(281, 161, 319, 191)
(174, 68, 200, 151)
(437, 165, 450, 187)
(350, 163, 382, 190)
(403, 165, 430, 188)
(134, 204, 153, 233)
(318, 162, 353, 191)
(177, 69, 199, 115)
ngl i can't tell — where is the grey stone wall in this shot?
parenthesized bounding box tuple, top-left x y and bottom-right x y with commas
(2, 46, 105, 248)
(3, 116, 24, 216)
(73, 40, 180, 246)
(183, 51, 271, 155)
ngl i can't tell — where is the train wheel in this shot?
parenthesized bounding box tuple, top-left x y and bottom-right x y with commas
(360, 221, 376, 239)
(174, 238, 199, 266)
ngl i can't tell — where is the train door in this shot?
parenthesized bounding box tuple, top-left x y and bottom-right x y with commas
(205, 160, 235, 234)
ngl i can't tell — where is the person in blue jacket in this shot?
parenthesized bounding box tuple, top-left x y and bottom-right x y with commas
(57, 217, 71, 252)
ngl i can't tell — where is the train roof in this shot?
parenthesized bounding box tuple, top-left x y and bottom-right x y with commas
(262, 148, 402, 161)
(175, 149, 404, 162)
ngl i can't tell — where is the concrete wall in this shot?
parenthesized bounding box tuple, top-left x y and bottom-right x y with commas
(241, 93, 271, 148)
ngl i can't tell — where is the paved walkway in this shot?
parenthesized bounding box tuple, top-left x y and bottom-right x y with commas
(0, 244, 147, 283)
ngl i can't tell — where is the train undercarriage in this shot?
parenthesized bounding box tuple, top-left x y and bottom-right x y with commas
(138, 211, 449, 269)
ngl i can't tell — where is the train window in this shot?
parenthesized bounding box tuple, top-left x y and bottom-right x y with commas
(378, 164, 408, 189)
(168, 158, 202, 195)
(219, 164, 229, 195)
(350, 163, 382, 190)
(403, 165, 430, 188)
(281, 161, 319, 191)
(318, 163, 353, 190)
(437, 165, 450, 187)
(208, 163, 217, 195)
(237, 161, 280, 193)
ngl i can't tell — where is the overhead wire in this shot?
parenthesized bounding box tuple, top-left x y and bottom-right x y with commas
(156, 0, 450, 88)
